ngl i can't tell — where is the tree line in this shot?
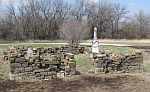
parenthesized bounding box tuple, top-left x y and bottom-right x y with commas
(0, 0, 150, 41)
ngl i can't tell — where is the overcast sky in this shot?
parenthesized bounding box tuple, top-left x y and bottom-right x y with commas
(0, 0, 150, 15)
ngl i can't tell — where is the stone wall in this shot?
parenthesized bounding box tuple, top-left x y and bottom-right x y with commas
(93, 51, 143, 73)
(6, 46, 79, 80)
(3, 45, 143, 80)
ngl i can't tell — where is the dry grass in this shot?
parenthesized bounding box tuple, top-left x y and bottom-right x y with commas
(75, 54, 94, 73)
(0, 56, 10, 80)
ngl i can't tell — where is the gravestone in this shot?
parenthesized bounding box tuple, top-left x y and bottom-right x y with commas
(92, 27, 99, 54)
(26, 47, 33, 59)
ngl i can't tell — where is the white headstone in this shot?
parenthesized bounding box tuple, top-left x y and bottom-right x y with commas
(92, 27, 99, 53)
(26, 48, 33, 59)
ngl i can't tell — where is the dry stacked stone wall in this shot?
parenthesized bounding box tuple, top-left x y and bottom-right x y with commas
(3, 45, 143, 80)
(93, 51, 143, 73)
(5, 46, 83, 80)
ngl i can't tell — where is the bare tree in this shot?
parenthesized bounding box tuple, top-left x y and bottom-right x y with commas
(86, 0, 127, 39)
(3, 0, 70, 40)
(135, 10, 150, 38)
(112, 3, 127, 38)
(1, 0, 150, 40)
(59, 20, 90, 44)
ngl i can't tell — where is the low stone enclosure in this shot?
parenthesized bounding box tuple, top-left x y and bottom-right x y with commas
(3, 45, 84, 80)
(3, 45, 143, 80)
(93, 51, 143, 73)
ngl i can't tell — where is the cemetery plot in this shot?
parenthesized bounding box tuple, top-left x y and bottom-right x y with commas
(4, 46, 83, 80)
(92, 51, 143, 73)
(0, 44, 144, 81)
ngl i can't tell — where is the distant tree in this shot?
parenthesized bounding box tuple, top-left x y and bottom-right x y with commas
(1, 0, 150, 40)
(111, 3, 127, 38)
(135, 10, 150, 38)
(121, 21, 138, 39)
(86, 0, 127, 39)
(59, 20, 90, 44)
(3, 0, 70, 40)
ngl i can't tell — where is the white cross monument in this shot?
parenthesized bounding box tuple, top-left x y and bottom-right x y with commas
(92, 27, 99, 54)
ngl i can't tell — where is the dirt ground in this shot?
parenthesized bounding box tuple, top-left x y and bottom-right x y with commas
(0, 74, 149, 92)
